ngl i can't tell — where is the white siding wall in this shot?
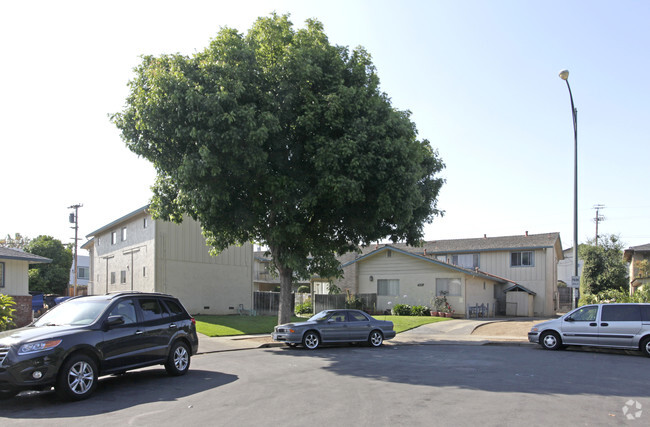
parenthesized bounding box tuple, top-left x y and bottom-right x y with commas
(88, 212, 155, 294)
(1, 259, 29, 295)
(478, 249, 551, 315)
(155, 217, 253, 315)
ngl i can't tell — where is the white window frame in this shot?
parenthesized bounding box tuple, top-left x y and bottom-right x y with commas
(436, 278, 462, 296)
(511, 251, 535, 267)
(377, 279, 399, 296)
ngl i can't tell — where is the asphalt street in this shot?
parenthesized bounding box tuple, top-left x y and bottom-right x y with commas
(1, 344, 648, 426)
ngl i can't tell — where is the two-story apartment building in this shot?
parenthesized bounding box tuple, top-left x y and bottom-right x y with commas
(337, 232, 563, 317)
(82, 205, 254, 315)
(624, 243, 650, 294)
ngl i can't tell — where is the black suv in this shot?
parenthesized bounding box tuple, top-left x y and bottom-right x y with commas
(0, 292, 199, 400)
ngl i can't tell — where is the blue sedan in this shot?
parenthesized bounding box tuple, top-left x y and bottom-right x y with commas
(272, 309, 396, 349)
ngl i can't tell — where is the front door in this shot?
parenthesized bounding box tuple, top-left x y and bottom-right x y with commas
(560, 305, 600, 346)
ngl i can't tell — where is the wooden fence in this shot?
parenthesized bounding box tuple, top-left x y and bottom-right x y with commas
(253, 291, 295, 316)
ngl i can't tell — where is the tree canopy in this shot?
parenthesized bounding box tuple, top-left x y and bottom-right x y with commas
(25, 235, 72, 295)
(112, 14, 445, 323)
(578, 234, 628, 302)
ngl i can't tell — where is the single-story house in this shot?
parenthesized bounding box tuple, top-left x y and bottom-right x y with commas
(336, 232, 563, 317)
(0, 247, 52, 327)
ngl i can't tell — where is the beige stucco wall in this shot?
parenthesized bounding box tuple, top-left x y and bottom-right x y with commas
(1, 259, 29, 296)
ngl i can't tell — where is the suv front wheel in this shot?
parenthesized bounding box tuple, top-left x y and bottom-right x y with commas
(56, 354, 98, 400)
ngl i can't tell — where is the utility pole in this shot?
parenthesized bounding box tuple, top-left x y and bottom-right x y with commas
(68, 204, 83, 296)
(593, 204, 605, 246)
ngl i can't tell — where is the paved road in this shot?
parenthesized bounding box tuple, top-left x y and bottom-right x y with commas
(1, 344, 649, 426)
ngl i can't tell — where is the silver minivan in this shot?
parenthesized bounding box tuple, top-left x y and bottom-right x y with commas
(528, 303, 650, 356)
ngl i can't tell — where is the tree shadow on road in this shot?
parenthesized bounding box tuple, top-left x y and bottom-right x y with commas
(269, 343, 650, 398)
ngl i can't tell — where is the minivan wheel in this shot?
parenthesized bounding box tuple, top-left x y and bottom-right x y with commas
(540, 331, 563, 350)
(302, 331, 320, 350)
(640, 337, 650, 357)
(165, 341, 191, 376)
(56, 354, 98, 401)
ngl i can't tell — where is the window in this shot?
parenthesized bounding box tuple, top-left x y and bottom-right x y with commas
(138, 298, 168, 322)
(436, 278, 462, 296)
(143, 217, 148, 228)
(111, 232, 117, 245)
(109, 299, 137, 325)
(110, 272, 116, 284)
(121, 227, 127, 241)
(143, 266, 147, 277)
(451, 253, 479, 269)
(0, 262, 4, 288)
(97, 237, 100, 246)
(601, 305, 641, 322)
(436, 255, 447, 262)
(569, 305, 598, 321)
(511, 251, 534, 267)
(78, 266, 89, 280)
(163, 299, 185, 316)
(377, 279, 399, 296)
(120, 270, 127, 284)
(348, 311, 370, 322)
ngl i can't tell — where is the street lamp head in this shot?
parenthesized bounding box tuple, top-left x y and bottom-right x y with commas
(559, 69, 570, 80)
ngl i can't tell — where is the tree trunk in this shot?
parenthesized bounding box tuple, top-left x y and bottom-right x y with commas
(277, 266, 293, 325)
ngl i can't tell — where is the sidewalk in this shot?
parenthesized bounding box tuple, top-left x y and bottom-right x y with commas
(196, 318, 540, 354)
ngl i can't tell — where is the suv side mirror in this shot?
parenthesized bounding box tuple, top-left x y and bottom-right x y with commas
(106, 315, 125, 328)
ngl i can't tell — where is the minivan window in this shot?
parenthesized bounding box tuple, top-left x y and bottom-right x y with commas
(569, 306, 598, 321)
(641, 306, 650, 322)
(602, 305, 642, 322)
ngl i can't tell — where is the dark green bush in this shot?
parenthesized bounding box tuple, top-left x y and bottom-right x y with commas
(295, 299, 313, 315)
(410, 305, 430, 316)
(391, 303, 412, 316)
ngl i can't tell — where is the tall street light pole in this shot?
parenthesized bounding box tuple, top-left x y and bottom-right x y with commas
(559, 69, 578, 309)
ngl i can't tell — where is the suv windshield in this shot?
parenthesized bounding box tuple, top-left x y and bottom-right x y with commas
(34, 298, 109, 327)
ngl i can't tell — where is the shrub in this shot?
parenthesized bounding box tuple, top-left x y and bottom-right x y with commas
(411, 305, 429, 316)
(392, 303, 412, 316)
(0, 294, 16, 331)
(295, 299, 313, 315)
(345, 295, 364, 310)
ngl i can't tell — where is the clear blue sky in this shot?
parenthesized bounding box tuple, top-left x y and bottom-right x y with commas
(2, 0, 649, 250)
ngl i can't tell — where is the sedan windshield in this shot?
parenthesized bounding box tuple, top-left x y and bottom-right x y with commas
(34, 298, 109, 327)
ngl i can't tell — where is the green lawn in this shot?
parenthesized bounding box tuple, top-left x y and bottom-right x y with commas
(195, 314, 451, 337)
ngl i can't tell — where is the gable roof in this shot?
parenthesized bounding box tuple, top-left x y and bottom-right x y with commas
(0, 247, 52, 264)
(86, 205, 149, 238)
(624, 243, 650, 262)
(341, 245, 508, 284)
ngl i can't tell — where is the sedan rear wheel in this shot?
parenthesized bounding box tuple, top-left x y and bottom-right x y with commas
(368, 330, 384, 347)
(302, 331, 320, 350)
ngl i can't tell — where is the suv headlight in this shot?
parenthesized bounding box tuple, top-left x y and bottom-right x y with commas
(18, 339, 62, 355)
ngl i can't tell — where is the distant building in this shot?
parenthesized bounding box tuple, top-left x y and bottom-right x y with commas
(557, 247, 584, 287)
(82, 205, 253, 315)
(624, 243, 650, 294)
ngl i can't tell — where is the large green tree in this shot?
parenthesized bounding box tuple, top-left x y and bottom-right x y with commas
(25, 236, 72, 295)
(112, 14, 445, 323)
(579, 234, 628, 298)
